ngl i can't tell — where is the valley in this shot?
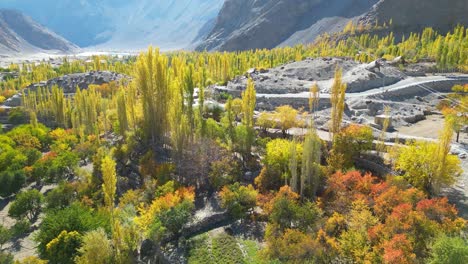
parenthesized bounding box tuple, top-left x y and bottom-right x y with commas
(0, 0, 467, 263)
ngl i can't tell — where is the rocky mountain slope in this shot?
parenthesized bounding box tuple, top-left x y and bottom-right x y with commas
(360, 0, 468, 34)
(197, 0, 468, 51)
(0, 9, 77, 56)
(1, 0, 224, 50)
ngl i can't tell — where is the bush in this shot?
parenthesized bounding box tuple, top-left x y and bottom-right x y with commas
(45, 183, 76, 210)
(0, 224, 11, 249)
(209, 156, 241, 190)
(0, 252, 14, 264)
(220, 183, 258, 219)
(75, 228, 113, 264)
(429, 235, 468, 264)
(45, 230, 82, 264)
(159, 200, 194, 235)
(8, 108, 28, 124)
(35, 203, 108, 259)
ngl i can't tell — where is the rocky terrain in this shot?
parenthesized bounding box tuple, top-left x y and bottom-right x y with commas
(198, 0, 468, 51)
(225, 57, 404, 95)
(3, 71, 130, 107)
(0, 9, 77, 56)
(212, 57, 468, 130)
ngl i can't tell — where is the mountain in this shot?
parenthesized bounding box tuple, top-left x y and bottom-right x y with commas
(0, 0, 224, 50)
(197, 0, 468, 51)
(360, 0, 468, 34)
(0, 9, 77, 56)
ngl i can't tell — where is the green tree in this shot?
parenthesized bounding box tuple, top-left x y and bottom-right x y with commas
(209, 156, 241, 190)
(8, 189, 43, 221)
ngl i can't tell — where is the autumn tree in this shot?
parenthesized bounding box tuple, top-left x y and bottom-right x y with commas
(256, 111, 275, 133)
(334, 124, 374, 169)
(309, 82, 320, 116)
(301, 128, 322, 199)
(240, 78, 256, 156)
(101, 155, 117, 212)
(45, 230, 82, 264)
(338, 200, 378, 263)
(274, 105, 302, 137)
(116, 90, 129, 136)
(135, 47, 170, 144)
(393, 120, 462, 194)
(329, 68, 347, 141)
(289, 138, 299, 193)
(256, 139, 303, 192)
(377, 106, 391, 152)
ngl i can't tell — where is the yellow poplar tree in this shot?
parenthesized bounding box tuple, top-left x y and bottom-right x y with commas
(329, 68, 347, 141)
(101, 155, 117, 211)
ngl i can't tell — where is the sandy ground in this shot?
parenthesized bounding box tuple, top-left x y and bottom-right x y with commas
(397, 115, 445, 139)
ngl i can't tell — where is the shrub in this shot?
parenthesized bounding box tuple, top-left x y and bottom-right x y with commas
(220, 183, 258, 219)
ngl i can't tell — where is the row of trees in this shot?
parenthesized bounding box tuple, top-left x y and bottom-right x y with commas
(8, 24, 467, 103)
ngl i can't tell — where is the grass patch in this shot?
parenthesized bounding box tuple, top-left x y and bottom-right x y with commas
(187, 232, 263, 264)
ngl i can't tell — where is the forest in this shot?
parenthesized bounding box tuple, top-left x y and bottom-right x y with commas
(0, 24, 467, 264)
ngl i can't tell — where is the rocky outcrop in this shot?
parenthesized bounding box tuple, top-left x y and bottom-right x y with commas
(197, 0, 468, 52)
(26, 71, 130, 93)
(0, 9, 77, 56)
(224, 57, 403, 95)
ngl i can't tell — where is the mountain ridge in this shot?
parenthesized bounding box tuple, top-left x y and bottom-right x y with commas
(197, 0, 468, 51)
(0, 0, 225, 50)
(0, 8, 78, 56)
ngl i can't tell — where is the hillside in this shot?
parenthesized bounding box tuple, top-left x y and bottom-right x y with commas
(197, 0, 468, 51)
(0, 0, 224, 50)
(0, 9, 77, 56)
